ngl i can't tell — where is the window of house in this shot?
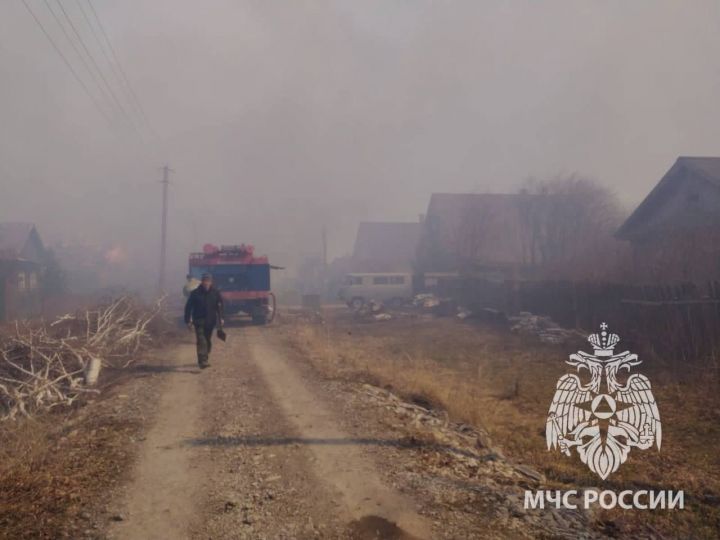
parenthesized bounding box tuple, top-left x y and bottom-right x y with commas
(28, 272, 38, 290)
(372, 276, 389, 285)
(389, 276, 405, 284)
(17, 272, 26, 291)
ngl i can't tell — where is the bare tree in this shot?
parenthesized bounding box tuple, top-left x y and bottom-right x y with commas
(519, 175, 626, 279)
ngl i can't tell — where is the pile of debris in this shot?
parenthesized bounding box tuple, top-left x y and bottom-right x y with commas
(0, 296, 163, 421)
(508, 311, 579, 344)
(361, 383, 507, 464)
(352, 300, 393, 322)
(358, 383, 595, 537)
(412, 293, 457, 317)
(413, 293, 440, 309)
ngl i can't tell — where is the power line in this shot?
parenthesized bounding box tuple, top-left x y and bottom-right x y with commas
(40, 0, 119, 117)
(19, 0, 113, 125)
(54, 0, 140, 132)
(85, 0, 154, 134)
(74, 0, 143, 127)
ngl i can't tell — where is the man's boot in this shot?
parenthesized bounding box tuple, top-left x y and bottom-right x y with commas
(198, 356, 209, 368)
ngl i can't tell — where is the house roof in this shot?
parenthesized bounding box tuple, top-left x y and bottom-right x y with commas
(681, 156, 720, 185)
(352, 221, 421, 271)
(616, 157, 720, 239)
(0, 223, 44, 262)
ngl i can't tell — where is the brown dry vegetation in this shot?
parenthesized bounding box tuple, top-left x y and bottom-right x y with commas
(0, 382, 145, 539)
(280, 310, 720, 539)
(0, 303, 177, 539)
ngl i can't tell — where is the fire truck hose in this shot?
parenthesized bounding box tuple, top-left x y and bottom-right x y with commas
(268, 292, 277, 323)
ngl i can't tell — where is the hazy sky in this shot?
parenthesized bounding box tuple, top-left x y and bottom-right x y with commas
(1, 1, 719, 289)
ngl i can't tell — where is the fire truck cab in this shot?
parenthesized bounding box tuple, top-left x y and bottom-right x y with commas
(187, 243, 273, 325)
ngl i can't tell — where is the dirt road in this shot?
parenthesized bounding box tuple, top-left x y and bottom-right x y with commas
(107, 326, 431, 539)
(108, 347, 204, 540)
(99, 321, 590, 540)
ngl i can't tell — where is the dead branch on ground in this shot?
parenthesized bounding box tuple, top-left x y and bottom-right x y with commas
(0, 296, 163, 421)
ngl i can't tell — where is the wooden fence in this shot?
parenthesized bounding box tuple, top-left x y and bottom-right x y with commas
(438, 277, 720, 366)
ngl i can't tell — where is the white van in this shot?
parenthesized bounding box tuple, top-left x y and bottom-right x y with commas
(338, 272, 413, 309)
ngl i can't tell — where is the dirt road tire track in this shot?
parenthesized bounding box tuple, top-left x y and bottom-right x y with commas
(108, 346, 204, 540)
(246, 326, 431, 539)
(105, 326, 432, 539)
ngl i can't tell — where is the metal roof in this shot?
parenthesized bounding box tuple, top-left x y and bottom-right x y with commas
(616, 157, 720, 239)
(0, 223, 37, 260)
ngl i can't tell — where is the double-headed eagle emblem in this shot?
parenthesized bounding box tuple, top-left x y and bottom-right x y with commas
(546, 323, 661, 479)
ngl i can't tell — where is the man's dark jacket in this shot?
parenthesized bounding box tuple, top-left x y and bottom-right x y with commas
(184, 285, 224, 328)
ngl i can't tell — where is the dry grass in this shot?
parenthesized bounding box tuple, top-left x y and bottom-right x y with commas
(280, 311, 720, 539)
(0, 402, 142, 539)
(0, 301, 176, 538)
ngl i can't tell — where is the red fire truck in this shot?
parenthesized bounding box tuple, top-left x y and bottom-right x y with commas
(187, 244, 275, 324)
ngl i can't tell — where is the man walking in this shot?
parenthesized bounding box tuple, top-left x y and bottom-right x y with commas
(184, 273, 224, 368)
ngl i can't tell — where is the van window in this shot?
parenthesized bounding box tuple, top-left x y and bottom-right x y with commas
(345, 275, 362, 285)
(389, 276, 405, 284)
(372, 276, 389, 285)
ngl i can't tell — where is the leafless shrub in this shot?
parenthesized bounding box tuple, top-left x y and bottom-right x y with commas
(0, 296, 163, 421)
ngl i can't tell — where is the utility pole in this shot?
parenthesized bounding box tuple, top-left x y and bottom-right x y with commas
(321, 225, 328, 268)
(158, 165, 173, 295)
(320, 225, 328, 301)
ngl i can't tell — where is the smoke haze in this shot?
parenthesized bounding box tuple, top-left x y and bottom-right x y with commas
(2, 0, 719, 290)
